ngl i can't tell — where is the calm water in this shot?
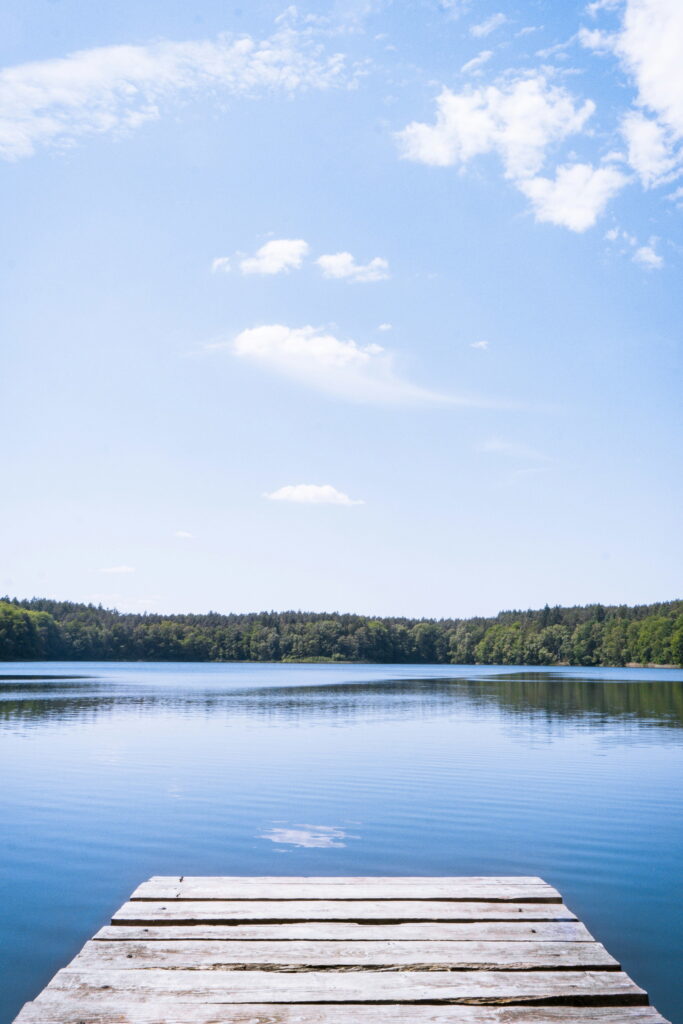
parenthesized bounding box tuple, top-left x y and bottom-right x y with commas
(1, 662, 682, 1023)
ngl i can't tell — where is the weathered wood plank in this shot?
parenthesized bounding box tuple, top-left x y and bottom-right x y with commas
(14, 876, 670, 1024)
(16, 1000, 671, 1024)
(71, 938, 619, 970)
(94, 921, 596, 943)
(112, 900, 578, 925)
(44, 968, 648, 1005)
(132, 878, 561, 903)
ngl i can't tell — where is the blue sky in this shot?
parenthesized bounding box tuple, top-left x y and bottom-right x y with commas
(1, 0, 681, 618)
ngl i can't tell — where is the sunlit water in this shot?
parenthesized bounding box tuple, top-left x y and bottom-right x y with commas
(1, 662, 682, 1023)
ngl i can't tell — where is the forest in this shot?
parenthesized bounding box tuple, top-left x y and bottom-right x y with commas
(0, 596, 681, 666)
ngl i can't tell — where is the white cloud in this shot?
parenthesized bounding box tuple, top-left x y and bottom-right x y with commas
(377, 322, 393, 331)
(518, 162, 628, 231)
(260, 825, 354, 848)
(396, 75, 619, 229)
(461, 51, 493, 75)
(396, 75, 594, 180)
(0, 29, 348, 160)
(174, 530, 193, 538)
(316, 251, 390, 282)
(264, 484, 364, 505)
(633, 242, 663, 267)
(471, 13, 508, 38)
(240, 238, 309, 275)
(621, 110, 678, 185)
(211, 257, 231, 274)
(578, 27, 617, 53)
(470, 339, 489, 349)
(231, 323, 442, 404)
(100, 565, 135, 574)
(604, 225, 662, 266)
(614, 0, 683, 140)
(581, 1, 683, 190)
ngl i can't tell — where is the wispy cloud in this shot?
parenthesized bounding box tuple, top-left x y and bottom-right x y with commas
(100, 565, 136, 574)
(470, 339, 489, 350)
(479, 438, 551, 461)
(586, 0, 621, 15)
(0, 28, 349, 160)
(228, 323, 446, 404)
(577, 27, 616, 54)
(461, 50, 494, 74)
(174, 530, 194, 538)
(471, 13, 508, 37)
(264, 484, 364, 505)
(241, 238, 310, 275)
(316, 251, 390, 282)
(211, 257, 231, 274)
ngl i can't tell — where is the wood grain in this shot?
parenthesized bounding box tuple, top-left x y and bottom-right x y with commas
(44, 968, 648, 1005)
(112, 900, 578, 926)
(94, 921, 596, 943)
(16, 1000, 670, 1024)
(132, 879, 561, 903)
(72, 938, 619, 971)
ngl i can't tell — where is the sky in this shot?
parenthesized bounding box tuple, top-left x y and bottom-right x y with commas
(0, 0, 681, 619)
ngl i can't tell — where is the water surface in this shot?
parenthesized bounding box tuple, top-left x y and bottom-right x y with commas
(1, 662, 682, 1023)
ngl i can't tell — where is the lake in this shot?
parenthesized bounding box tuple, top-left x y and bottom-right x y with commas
(1, 661, 682, 1023)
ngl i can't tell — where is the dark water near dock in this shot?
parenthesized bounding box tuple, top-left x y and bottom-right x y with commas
(1, 662, 682, 1023)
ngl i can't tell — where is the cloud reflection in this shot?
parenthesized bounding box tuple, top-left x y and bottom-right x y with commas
(260, 824, 356, 848)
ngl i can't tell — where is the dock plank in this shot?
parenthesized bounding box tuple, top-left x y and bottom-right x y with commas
(42, 967, 649, 1004)
(132, 878, 561, 903)
(72, 938, 619, 970)
(16, 1002, 670, 1024)
(13, 876, 670, 1024)
(112, 900, 578, 925)
(94, 921, 596, 942)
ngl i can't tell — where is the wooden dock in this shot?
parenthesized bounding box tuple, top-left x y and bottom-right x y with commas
(14, 876, 670, 1024)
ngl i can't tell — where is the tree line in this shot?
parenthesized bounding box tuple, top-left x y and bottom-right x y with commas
(0, 596, 681, 666)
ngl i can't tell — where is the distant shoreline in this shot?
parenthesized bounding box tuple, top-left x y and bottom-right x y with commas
(1, 596, 681, 668)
